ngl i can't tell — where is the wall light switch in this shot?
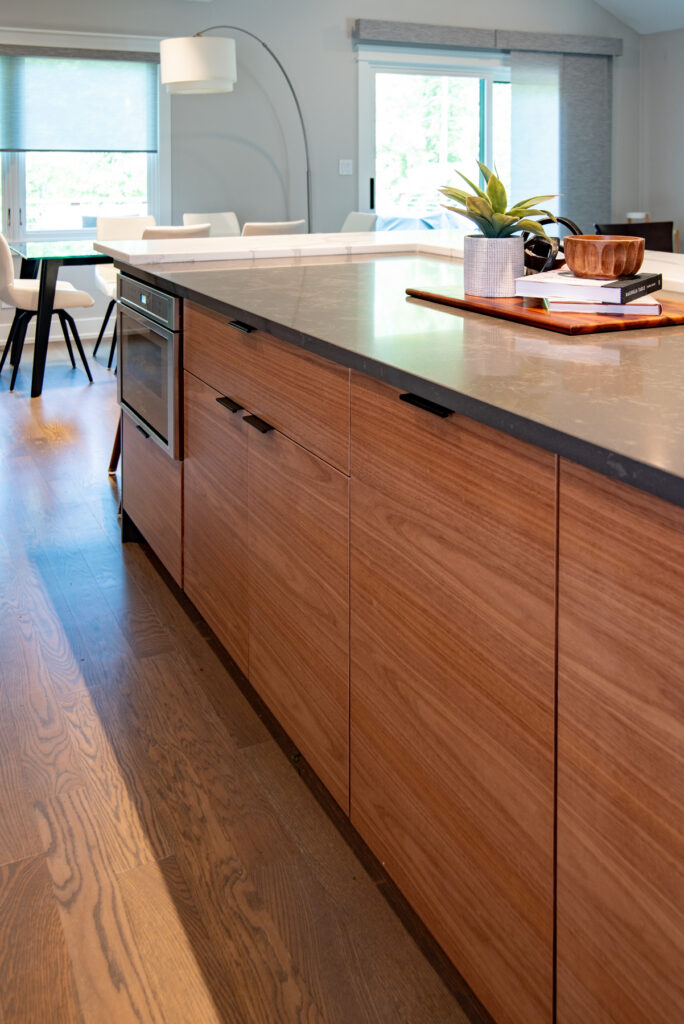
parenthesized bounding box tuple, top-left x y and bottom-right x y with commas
(339, 159, 353, 176)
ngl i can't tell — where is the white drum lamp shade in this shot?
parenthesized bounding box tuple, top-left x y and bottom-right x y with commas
(160, 36, 237, 94)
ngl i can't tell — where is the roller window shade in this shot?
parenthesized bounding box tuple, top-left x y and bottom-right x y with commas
(0, 53, 158, 152)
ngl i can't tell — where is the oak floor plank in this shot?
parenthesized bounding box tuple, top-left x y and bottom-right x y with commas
(0, 855, 81, 1024)
(0, 724, 42, 868)
(94, 658, 325, 1023)
(60, 691, 170, 874)
(34, 786, 165, 1024)
(117, 541, 271, 750)
(118, 855, 242, 1024)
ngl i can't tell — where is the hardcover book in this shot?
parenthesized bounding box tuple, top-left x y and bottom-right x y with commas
(516, 269, 663, 304)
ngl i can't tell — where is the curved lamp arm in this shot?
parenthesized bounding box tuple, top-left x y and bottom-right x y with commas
(197, 25, 312, 232)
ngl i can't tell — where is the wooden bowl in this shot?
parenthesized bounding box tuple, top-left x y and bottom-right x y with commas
(563, 234, 645, 279)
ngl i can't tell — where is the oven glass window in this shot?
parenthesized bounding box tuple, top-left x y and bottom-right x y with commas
(120, 316, 169, 442)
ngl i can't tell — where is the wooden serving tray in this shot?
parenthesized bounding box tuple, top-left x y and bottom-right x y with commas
(405, 286, 684, 336)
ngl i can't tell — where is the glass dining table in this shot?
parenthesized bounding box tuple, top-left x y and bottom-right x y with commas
(9, 239, 113, 397)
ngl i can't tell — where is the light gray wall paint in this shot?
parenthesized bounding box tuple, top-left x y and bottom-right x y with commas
(2, 0, 644, 350)
(639, 30, 684, 234)
(3, 0, 641, 238)
(595, 0, 684, 35)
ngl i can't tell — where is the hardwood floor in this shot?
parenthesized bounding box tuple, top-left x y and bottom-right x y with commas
(0, 344, 474, 1023)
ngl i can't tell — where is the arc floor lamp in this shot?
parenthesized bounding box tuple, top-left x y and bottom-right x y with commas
(160, 26, 312, 231)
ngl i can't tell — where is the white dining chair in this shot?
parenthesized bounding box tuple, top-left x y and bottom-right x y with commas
(241, 220, 306, 236)
(0, 233, 94, 391)
(93, 215, 157, 367)
(341, 212, 378, 233)
(141, 224, 211, 239)
(183, 212, 240, 237)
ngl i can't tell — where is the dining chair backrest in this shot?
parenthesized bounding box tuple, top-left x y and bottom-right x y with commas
(183, 212, 240, 237)
(594, 221, 675, 253)
(96, 215, 157, 241)
(340, 212, 378, 233)
(241, 220, 306, 236)
(0, 233, 16, 305)
(142, 224, 211, 239)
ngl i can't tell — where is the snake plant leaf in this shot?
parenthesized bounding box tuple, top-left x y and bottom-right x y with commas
(456, 170, 487, 200)
(508, 207, 557, 220)
(511, 194, 558, 209)
(476, 160, 494, 184)
(466, 195, 495, 222)
(491, 213, 519, 236)
(443, 205, 493, 234)
(514, 218, 549, 237)
(438, 186, 471, 205)
(486, 173, 508, 215)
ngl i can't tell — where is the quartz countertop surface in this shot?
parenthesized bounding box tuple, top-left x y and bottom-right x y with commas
(95, 229, 467, 265)
(119, 249, 684, 507)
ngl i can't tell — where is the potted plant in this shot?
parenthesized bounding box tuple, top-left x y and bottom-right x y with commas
(440, 163, 557, 297)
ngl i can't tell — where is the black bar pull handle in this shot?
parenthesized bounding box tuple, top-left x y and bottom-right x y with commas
(399, 392, 452, 418)
(369, 177, 375, 210)
(216, 395, 243, 414)
(135, 423, 150, 438)
(244, 414, 273, 434)
(229, 319, 256, 334)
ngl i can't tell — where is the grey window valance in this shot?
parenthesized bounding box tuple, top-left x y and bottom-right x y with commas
(352, 19, 623, 58)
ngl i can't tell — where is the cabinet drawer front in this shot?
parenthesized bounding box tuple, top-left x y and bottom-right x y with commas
(122, 413, 182, 586)
(248, 425, 350, 811)
(557, 460, 684, 1024)
(184, 301, 350, 474)
(183, 371, 249, 675)
(184, 302, 253, 411)
(349, 372, 556, 1024)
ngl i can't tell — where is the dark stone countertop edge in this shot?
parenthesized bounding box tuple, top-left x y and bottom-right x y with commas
(117, 262, 684, 511)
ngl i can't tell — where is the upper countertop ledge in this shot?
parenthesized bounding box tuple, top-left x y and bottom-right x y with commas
(95, 228, 684, 293)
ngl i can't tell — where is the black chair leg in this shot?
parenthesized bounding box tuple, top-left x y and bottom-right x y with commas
(57, 311, 76, 368)
(93, 298, 115, 357)
(9, 313, 33, 391)
(62, 312, 93, 383)
(107, 321, 117, 370)
(0, 310, 23, 372)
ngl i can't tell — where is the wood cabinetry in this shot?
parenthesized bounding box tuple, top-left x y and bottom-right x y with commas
(349, 373, 557, 1024)
(184, 301, 350, 472)
(557, 460, 684, 1024)
(121, 412, 182, 586)
(183, 309, 351, 809)
(183, 371, 249, 675)
(248, 424, 349, 810)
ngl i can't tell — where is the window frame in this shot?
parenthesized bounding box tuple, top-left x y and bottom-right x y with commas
(0, 25, 170, 242)
(356, 46, 510, 215)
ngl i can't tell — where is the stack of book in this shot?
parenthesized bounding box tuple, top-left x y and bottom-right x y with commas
(515, 268, 663, 315)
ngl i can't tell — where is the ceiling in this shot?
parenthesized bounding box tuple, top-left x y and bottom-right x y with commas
(595, 0, 684, 34)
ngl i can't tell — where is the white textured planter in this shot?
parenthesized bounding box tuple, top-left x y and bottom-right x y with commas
(463, 234, 525, 298)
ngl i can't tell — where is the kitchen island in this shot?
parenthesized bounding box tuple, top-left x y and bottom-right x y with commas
(109, 245, 684, 1024)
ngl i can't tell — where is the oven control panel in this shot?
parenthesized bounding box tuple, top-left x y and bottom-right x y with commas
(118, 274, 180, 331)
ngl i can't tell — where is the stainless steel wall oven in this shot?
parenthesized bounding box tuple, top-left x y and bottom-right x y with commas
(117, 274, 182, 459)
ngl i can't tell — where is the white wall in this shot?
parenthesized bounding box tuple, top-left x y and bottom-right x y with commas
(640, 30, 684, 233)
(0, 0, 643, 345)
(3, 0, 641, 235)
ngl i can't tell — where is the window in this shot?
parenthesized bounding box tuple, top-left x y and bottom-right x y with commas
(0, 43, 161, 240)
(358, 49, 510, 222)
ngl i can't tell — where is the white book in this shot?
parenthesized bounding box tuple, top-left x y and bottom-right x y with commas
(547, 295, 662, 316)
(516, 268, 662, 303)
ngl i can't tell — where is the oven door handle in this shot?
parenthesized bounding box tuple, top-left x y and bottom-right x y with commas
(116, 300, 176, 344)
